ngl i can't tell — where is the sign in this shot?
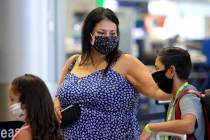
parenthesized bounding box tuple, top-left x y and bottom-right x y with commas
(0, 121, 24, 140)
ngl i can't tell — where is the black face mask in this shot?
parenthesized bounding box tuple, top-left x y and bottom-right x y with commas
(93, 36, 119, 55)
(152, 70, 173, 94)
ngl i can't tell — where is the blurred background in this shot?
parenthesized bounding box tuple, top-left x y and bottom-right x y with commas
(0, 0, 210, 129)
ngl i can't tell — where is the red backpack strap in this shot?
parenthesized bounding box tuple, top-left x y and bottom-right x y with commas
(175, 89, 201, 119)
(175, 89, 201, 140)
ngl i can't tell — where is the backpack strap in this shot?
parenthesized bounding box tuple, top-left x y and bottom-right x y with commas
(175, 89, 201, 140)
(202, 90, 210, 140)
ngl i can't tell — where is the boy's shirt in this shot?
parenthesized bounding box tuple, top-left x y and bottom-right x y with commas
(168, 84, 205, 140)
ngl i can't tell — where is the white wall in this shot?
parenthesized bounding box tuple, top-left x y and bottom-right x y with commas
(0, 0, 56, 121)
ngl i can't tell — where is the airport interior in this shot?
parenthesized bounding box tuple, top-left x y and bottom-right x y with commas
(0, 0, 210, 139)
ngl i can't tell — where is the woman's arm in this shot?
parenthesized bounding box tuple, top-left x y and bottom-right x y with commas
(123, 54, 171, 100)
(54, 54, 79, 122)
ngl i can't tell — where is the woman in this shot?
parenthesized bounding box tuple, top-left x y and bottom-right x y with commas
(54, 7, 170, 139)
(9, 74, 62, 140)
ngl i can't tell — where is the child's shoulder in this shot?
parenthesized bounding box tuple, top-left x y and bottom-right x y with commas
(13, 125, 32, 140)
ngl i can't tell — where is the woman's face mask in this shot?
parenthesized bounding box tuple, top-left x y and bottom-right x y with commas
(9, 102, 26, 121)
(93, 36, 119, 55)
(152, 70, 173, 94)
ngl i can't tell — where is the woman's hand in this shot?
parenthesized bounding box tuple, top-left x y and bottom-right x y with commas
(54, 97, 62, 124)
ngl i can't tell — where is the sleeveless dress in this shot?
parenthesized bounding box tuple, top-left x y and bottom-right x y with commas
(57, 65, 140, 140)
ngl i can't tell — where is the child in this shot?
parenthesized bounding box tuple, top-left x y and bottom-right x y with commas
(140, 47, 205, 140)
(9, 74, 62, 140)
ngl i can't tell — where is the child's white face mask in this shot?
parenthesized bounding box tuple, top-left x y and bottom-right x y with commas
(9, 102, 25, 121)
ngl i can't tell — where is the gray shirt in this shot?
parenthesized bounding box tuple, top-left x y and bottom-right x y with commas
(170, 85, 205, 140)
(151, 85, 205, 140)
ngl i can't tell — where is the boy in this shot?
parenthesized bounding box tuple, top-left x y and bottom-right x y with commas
(140, 47, 205, 140)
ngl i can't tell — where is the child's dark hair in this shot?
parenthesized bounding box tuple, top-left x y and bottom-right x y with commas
(158, 47, 192, 81)
(11, 74, 62, 140)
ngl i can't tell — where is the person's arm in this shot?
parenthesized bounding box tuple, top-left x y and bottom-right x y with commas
(140, 94, 199, 140)
(124, 54, 171, 100)
(149, 114, 196, 133)
(140, 114, 196, 140)
(14, 129, 32, 140)
(54, 54, 79, 123)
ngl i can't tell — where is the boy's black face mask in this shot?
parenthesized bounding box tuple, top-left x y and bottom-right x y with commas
(152, 70, 173, 94)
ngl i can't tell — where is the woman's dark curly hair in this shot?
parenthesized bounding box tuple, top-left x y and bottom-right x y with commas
(11, 74, 62, 140)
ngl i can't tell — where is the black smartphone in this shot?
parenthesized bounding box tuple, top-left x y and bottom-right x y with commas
(60, 104, 81, 128)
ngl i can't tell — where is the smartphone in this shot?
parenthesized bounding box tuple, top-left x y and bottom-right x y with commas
(60, 104, 81, 128)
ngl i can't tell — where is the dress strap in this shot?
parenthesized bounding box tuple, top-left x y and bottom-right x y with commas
(109, 62, 116, 68)
(68, 55, 79, 72)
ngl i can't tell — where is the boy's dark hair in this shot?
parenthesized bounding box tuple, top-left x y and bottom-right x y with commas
(158, 47, 192, 81)
(81, 7, 122, 75)
(11, 74, 62, 140)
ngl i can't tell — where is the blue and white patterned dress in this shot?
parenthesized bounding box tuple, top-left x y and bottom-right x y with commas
(57, 65, 140, 140)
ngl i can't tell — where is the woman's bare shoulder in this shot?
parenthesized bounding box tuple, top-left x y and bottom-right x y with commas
(113, 54, 143, 75)
(66, 54, 80, 65)
(117, 54, 143, 67)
